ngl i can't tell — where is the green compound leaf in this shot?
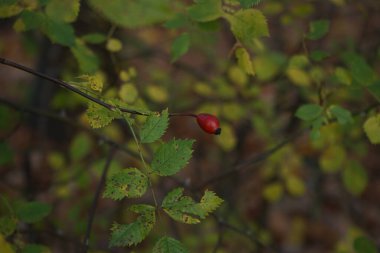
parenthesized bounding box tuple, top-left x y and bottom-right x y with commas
(88, 0, 175, 28)
(151, 139, 194, 176)
(199, 190, 224, 216)
(153, 236, 188, 253)
(162, 188, 223, 224)
(140, 109, 169, 143)
(15, 201, 52, 223)
(171, 33, 190, 63)
(162, 188, 205, 224)
(86, 102, 117, 129)
(295, 104, 323, 121)
(329, 105, 353, 125)
(235, 47, 255, 76)
(188, 0, 223, 22)
(71, 40, 100, 74)
(45, 0, 80, 23)
(363, 114, 380, 144)
(227, 9, 269, 46)
(353, 236, 377, 253)
(342, 52, 377, 87)
(343, 161, 368, 196)
(103, 168, 148, 200)
(239, 0, 263, 8)
(109, 204, 155, 247)
(306, 19, 330, 40)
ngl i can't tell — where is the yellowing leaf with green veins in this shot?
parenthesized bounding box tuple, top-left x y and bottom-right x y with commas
(140, 109, 169, 143)
(46, 0, 80, 23)
(103, 168, 148, 200)
(363, 114, 380, 144)
(86, 102, 116, 128)
(106, 38, 123, 52)
(161, 188, 223, 224)
(153, 237, 188, 253)
(227, 9, 269, 46)
(319, 145, 346, 173)
(109, 205, 155, 247)
(235, 47, 255, 76)
(119, 83, 138, 103)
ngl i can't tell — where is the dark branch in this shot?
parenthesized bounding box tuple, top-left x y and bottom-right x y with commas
(82, 146, 116, 253)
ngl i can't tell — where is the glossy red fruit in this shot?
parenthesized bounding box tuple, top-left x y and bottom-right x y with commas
(196, 113, 221, 135)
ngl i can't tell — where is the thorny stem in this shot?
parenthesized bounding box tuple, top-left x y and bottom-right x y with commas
(0, 57, 199, 118)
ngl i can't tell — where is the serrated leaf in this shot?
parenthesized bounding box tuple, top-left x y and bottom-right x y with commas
(153, 237, 188, 253)
(71, 40, 100, 73)
(88, 0, 175, 28)
(199, 190, 224, 216)
(295, 104, 323, 121)
(109, 204, 155, 247)
(45, 0, 80, 23)
(151, 139, 194, 176)
(140, 109, 169, 143)
(363, 114, 380, 144)
(343, 161, 368, 196)
(306, 19, 330, 40)
(103, 168, 148, 200)
(69, 132, 92, 161)
(171, 33, 190, 63)
(81, 33, 106, 44)
(342, 52, 377, 86)
(239, 0, 262, 8)
(329, 105, 353, 125)
(353, 236, 377, 253)
(227, 9, 269, 46)
(15, 201, 52, 223)
(86, 102, 117, 129)
(235, 47, 255, 76)
(188, 0, 223, 22)
(161, 188, 204, 224)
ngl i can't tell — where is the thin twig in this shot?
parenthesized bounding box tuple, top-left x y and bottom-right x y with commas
(0, 97, 140, 160)
(0, 57, 196, 118)
(196, 129, 305, 190)
(82, 146, 116, 253)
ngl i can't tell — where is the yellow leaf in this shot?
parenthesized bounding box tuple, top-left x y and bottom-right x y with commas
(216, 124, 236, 151)
(285, 176, 306, 196)
(286, 68, 311, 86)
(119, 83, 138, 103)
(263, 182, 283, 202)
(235, 47, 255, 76)
(363, 114, 380, 144)
(319, 145, 346, 173)
(146, 85, 168, 103)
(0, 235, 14, 253)
(106, 38, 122, 52)
(228, 65, 248, 86)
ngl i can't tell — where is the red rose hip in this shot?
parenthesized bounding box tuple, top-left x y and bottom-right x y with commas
(196, 113, 221, 135)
